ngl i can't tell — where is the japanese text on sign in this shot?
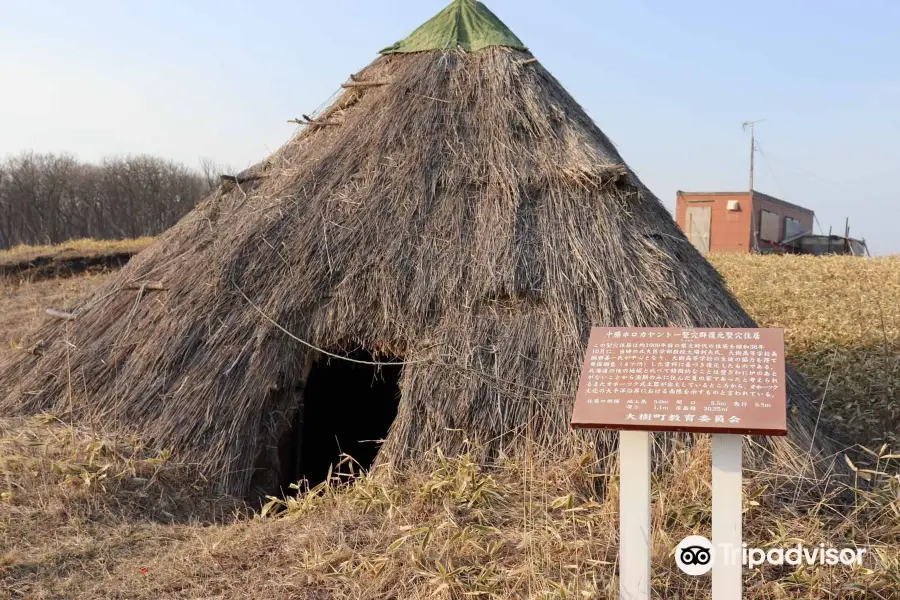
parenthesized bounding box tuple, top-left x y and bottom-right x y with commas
(571, 328, 787, 435)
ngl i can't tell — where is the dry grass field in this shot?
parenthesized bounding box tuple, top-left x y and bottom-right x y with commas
(0, 237, 152, 284)
(0, 274, 111, 358)
(0, 241, 898, 599)
(710, 253, 900, 450)
(0, 238, 152, 265)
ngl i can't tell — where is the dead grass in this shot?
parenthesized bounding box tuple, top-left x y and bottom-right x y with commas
(0, 237, 151, 285)
(710, 254, 900, 449)
(0, 250, 899, 598)
(1, 426, 897, 599)
(0, 274, 113, 361)
(0, 237, 153, 266)
(0, 416, 245, 598)
(0, 238, 148, 361)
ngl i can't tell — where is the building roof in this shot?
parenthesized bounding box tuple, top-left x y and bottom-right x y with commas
(381, 0, 527, 54)
(676, 190, 814, 216)
(751, 191, 814, 216)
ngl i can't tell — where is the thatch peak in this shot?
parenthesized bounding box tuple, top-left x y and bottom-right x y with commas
(381, 0, 526, 54)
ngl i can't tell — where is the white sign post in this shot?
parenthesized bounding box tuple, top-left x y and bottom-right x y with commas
(619, 430, 651, 600)
(712, 434, 743, 598)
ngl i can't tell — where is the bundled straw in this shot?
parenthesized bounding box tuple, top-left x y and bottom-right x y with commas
(0, 48, 829, 497)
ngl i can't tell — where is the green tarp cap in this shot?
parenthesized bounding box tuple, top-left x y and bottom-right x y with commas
(380, 0, 527, 54)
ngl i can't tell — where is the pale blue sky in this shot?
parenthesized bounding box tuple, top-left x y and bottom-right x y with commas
(2, 1, 897, 253)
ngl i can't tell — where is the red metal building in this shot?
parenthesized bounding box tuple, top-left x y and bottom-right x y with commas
(675, 190, 815, 254)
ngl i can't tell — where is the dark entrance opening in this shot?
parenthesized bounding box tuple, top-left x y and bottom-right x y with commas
(282, 349, 402, 491)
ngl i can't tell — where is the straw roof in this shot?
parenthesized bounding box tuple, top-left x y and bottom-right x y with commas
(0, 0, 828, 497)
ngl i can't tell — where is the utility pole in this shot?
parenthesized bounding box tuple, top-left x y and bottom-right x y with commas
(742, 119, 764, 252)
(742, 119, 764, 193)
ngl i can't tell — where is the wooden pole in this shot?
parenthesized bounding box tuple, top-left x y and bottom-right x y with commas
(287, 118, 341, 127)
(341, 81, 390, 88)
(46, 308, 78, 321)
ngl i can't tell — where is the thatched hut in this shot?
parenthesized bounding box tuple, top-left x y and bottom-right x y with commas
(0, 0, 826, 498)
